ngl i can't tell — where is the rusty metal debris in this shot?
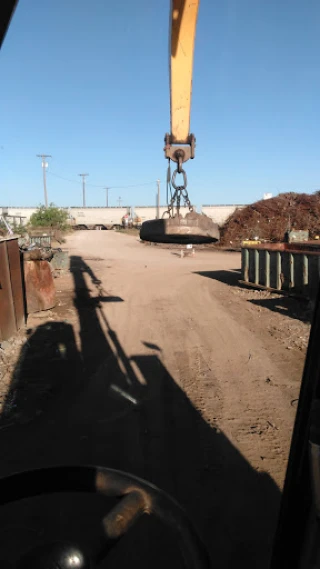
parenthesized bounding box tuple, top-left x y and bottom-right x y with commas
(22, 249, 53, 262)
(0, 237, 25, 341)
(222, 192, 320, 246)
(17, 232, 69, 313)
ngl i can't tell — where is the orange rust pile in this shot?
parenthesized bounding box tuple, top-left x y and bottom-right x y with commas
(220, 192, 320, 245)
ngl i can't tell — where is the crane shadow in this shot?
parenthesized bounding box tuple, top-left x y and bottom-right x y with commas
(248, 297, 313, 323)
(195, 269, 312, 323)
(0, 256, 281, 569)
(195, 269, 241, 287)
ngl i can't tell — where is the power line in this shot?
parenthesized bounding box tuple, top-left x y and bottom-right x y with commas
(107, 181, 157, 189)
(47, 170, 159, 189)
(85, 180, 157, 189)
(47, 171, 81, 184)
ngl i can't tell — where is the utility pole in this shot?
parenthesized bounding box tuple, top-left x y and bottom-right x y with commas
(79, 173, 89, 207)
(104, 187, 110, 207)
(157, 179, 160, 219)
(118, 196, 122, 207)
(36, 154, 52, 207)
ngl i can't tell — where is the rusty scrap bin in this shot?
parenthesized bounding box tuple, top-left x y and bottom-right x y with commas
(23, 254, 56, 314)
(241, 242, 320, 298)
(0, 237, 25, 341)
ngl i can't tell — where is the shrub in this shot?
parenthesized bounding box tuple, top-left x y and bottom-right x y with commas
(29, 204, 69, 230)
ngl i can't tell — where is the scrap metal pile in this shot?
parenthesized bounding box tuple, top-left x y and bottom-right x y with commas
(221, 192, 320, 245)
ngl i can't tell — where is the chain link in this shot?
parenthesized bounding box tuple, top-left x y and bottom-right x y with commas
(171, 168, 188, 190)
(164, 163, 194, 218)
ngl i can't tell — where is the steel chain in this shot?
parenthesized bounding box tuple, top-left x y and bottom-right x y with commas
(163, 165, 193, 218)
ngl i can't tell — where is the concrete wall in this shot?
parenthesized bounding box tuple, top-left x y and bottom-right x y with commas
(2, 204, 245, 227)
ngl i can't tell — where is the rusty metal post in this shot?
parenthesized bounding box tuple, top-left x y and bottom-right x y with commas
(290, 253, 294, 289)
(242, 248, 249, 282)
(303, 255, 308, 287)
(276, 251, 281, 290)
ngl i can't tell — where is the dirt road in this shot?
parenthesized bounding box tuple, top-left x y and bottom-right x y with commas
(0, 231, 309, 568)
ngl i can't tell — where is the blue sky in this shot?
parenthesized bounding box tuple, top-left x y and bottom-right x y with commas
(1, 0, 320, 207)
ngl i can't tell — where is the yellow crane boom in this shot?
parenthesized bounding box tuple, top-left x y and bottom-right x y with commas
(141, 0, 219, 243)
(165, 0, 200, 170)
(170, 0, 199, 144)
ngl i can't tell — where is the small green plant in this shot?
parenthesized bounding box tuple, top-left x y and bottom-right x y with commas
(29, 204, 69, 230)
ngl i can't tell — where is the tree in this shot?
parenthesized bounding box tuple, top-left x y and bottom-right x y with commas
(29, 204, 69, 230)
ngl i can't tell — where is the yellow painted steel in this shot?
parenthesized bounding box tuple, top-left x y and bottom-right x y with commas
(170, 0, 200, 144)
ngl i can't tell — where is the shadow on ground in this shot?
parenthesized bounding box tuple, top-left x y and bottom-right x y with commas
(195, 269, 241, 287)
(249, 297, 313, 323)
(0, 257, 281, 569)
(195, 269, 312, 323)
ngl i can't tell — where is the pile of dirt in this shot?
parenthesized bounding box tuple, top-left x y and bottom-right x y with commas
(220, 192, 320, 245)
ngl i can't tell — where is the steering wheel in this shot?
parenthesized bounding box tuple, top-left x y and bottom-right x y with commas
(0, 466, 209, 569)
